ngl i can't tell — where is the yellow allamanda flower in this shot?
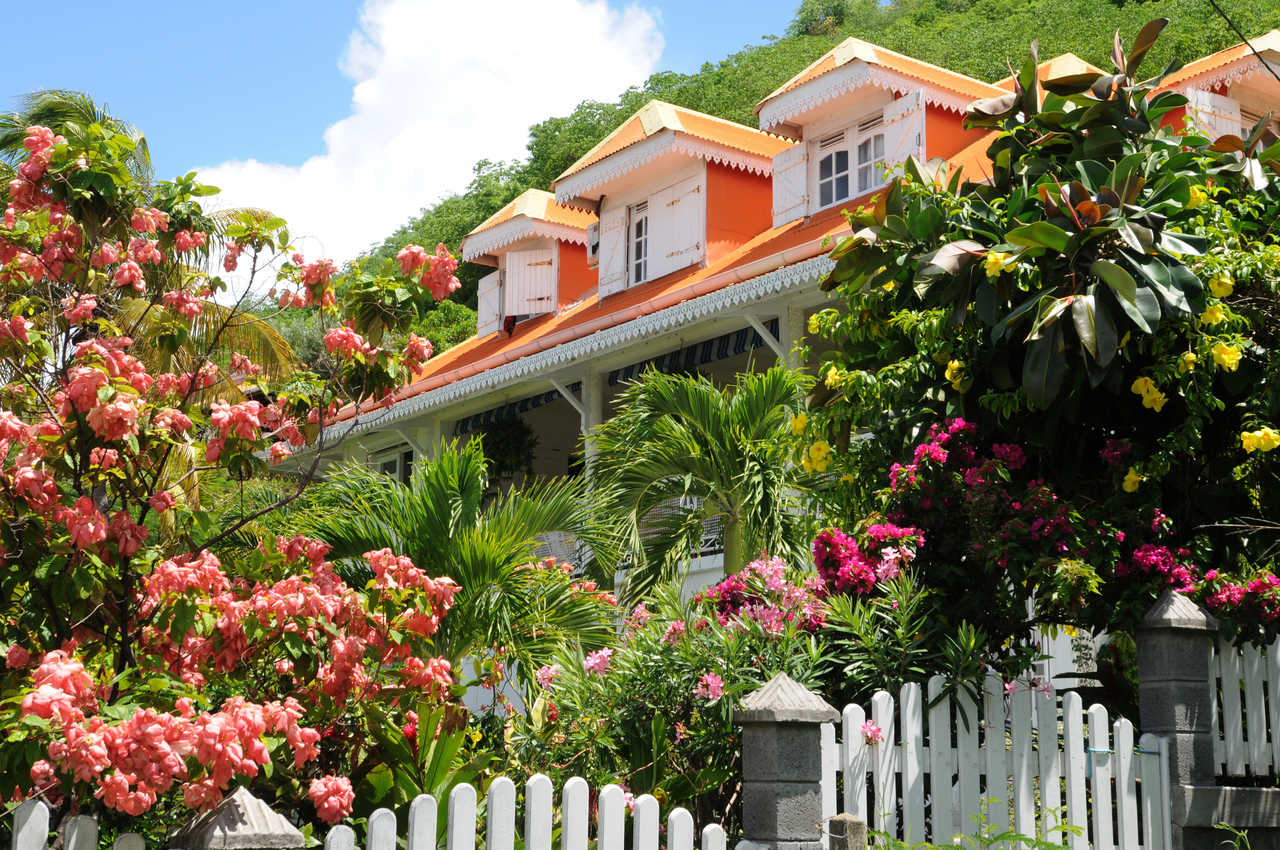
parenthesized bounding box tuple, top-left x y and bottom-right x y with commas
(825, 366, 843, 389)
(1142, 390, 1169, 412)
(1178, 352, 1198, 374)
(1201, 304, 1227, 326)
(1212, 342, 1242, 372)
(1242, 428, 1280, 453)
(1130, 376, 1156, 396)
(790, 413, 808, 435)
(984, 251, 1013, 279)
(1123, 467, 1145, 493)
(1208, 273, 1234, 298)
(1187, 185, 1209, 209)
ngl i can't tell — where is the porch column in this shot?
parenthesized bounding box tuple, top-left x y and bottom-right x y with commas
(581, 368, 605, 462)
(778, 304, 805, 370)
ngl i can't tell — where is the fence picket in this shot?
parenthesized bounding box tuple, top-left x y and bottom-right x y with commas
(367, 808, 397, 850)
(842, 704, 867, 819)
(821, 721, 837, 850)
(1243, 645, 1269, 772)
(447, 783, 477, 850)
(1088, 705, 1114, 850)
(1212, 642, 1226, 773)
(1063, 693, 1089, 850)
(1114, 720, 1139, 850)
(1220, 637, 1247, 775)
(598, 784, 626, 850)
(1269, 638, 1280, 776)
(928, 676, 956, 843)
(486, 778, 516, 850)
(326, 825, 357, 850)
(1035, 686, 1061, 841)
(1137, 733, 1163, 850)
(13, 800, 50, 850)
(871, 690, 897, 836)
(956, 686, 981, 834)
(982, 675, 1008, 837)
(112, 835, 144, 850)
(1011, 687, 1035, 837)
(524, 775, 553, 850)
(632, 795, 659, 850)
(701, 824, 727, 850)
(407, 794, 438, 850)
(63, 816, 97, 850)
(562, 777, 589, 850)
(901, 682, 925, 843)
(668, 808, 695, 850)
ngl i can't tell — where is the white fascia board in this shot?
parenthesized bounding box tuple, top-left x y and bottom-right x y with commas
(758, 62, 973, 132)
(460, 218, 587, 262)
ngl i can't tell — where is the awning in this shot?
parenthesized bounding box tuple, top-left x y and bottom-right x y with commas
(607, 318, 779, 386)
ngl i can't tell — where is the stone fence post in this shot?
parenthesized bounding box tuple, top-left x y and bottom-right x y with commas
(734, 672, 840, 850)
(169, 786, 305, 850)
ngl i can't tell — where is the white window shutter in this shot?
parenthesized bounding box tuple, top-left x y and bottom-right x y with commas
(772, 144, 807, 227)
(597, 204, 628, 297)
(648, 175, 704, 280)
(476, 269, 502, 337)
(883, 89, 927, 173)
(503, 246, 556, 316)
(1186, 87, 1243, 140)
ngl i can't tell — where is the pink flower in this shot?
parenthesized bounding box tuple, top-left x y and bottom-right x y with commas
(1003, 681, 1017, 696)
(59, 496, 108, 549)
(0, 315, 32, 343)
(173, 230, 207, 253)
(90, 242, 120, 267)
(162, 289, 202, 320)
(694, 673, 724, 700)
(128, 236, 164, 265)
(403, 334, 433, 370)
(536, 664, 562, 689)
(61, 292, 97, 323)
(861, 720, 884, 744)
(86, 396, 141, 442)
(308, 775, 354, 824)
(423, 243, 461, 301)
(108, 510, 149, 557)
(269, 443, 292, 464)
(149, 491, 177, 514)
(323, 326, 369, 360)
(396, 244, 429, 275)
(112, 260, 145, 292)
(7, 644, 31, 669)
(130, 207, 168, 234)
(583, 648, 613, 675)
(662, 620, 687, 644)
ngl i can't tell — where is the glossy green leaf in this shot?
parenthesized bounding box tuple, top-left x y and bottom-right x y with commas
(1093, 259, 1151, 332)
(1006, 221, 1071, 252)
(1023, 323, 1066, 410)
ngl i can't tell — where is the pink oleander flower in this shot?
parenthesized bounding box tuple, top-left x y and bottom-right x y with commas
(663, 620, 687, 644)
(536, 663, 562, 689)
(861, 720, 884, 744)
(309, 775, 354, 825)
(694, 672, 724, 700)
(583, 648, 613, 675)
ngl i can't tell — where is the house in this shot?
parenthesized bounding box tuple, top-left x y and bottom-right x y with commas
(1155, 30, 1280, 143)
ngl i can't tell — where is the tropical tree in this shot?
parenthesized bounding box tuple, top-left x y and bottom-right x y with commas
(291, 440, 617, 683)
(590, 365, 813, 600)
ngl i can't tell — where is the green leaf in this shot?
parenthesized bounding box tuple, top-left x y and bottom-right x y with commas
(1006, 221, 1071, 252)
(1085, 284, 1118, 367)
(1092, 259, 1151, 332)
(1023, 324, 1066, 410)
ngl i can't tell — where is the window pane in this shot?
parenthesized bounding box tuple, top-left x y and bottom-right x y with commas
(873, 134, 885, 159)
(859, 165, 873, 192)
(835, 150, 848, 172)
(819, 154, 832, 180)
(634, 220, 643, 238)
(835, 175, 849, 200)
(820, 182, 833, 207)
(858, 138, 871, 163)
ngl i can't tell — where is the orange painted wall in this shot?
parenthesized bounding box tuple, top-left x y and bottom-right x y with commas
(926, 106, 983, 161)
(706, 161, 774, 264)
(557, 241, 596, 309)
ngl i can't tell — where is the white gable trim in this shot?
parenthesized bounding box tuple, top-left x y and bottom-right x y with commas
(758, 61, 974, 132)
(1167, 54, 1280, 97)
(324, 254, 833, 442)
(554, 131, 775, 204)
(460, 218, 587, 262)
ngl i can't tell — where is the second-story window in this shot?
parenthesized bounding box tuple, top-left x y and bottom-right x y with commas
(630, 201, 648, 284)
(856, 116, 886, 194)
(817, 132, 849, 208)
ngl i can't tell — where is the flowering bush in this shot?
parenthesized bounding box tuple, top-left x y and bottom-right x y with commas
(0, 117, 467, 829)
(507, 560, 826, 835)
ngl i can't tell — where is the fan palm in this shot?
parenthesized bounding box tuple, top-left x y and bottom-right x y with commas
(590, 365, 813, 602)
(295, 439, 615, 681)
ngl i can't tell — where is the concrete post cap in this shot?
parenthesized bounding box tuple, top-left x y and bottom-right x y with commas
(735, 672, 840, 724)
(1139, 589, 1219, 633)
(169, 786, 305, 850)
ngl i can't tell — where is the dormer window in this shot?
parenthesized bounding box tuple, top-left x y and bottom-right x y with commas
(630, 201, 649, 284)
(817, 133, 850, 208)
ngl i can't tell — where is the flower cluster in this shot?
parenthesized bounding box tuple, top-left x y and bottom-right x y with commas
(695, 555, 826, 631)
(395, 243, 461, 301)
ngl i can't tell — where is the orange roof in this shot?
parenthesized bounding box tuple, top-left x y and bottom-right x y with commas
(995, 53, 1106, 91)
(756, 37, 1006, 117)
(465, 189, 595, 238)
(1157, 30, 1280, 90)
(554, 100, 793, 184)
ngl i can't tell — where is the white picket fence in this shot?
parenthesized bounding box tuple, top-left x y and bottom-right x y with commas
(1212, 635, 1280, 778)
(8, 775, 728, 850)
(820, 675, 1172, 850)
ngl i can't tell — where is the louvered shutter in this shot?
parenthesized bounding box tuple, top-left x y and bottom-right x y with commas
(1186, 88, 1244, 141)
(503, 246, 556, 316)
(596, 204, 628, 297)
(772, 144, 807, 227)
(649, 174, 704, 279)
(883, 89, 927, 172)
(476, 270, 502, 337)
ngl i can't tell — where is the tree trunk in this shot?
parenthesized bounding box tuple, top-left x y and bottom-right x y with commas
(722, 513, 745, 574)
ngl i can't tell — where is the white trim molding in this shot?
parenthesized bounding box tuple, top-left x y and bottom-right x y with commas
(1167, 55, 1280, 96)
(460, 218, 587, 262)
(554, 130, 776, 205)
(324, 255, 833, 444)
(758, 62, 974, 132)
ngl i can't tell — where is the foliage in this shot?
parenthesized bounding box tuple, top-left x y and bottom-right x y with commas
(506, 560, 827, 836)
(475, 415, 539, 484)
(0, 109, 473, 830)
(282, 441, 618, 680)
(589, 366, 815, 600)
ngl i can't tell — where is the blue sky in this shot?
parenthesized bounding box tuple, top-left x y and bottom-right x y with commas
(9, 1, 795, 183)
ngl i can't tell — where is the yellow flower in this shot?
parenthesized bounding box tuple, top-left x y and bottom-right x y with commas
(1178, 352, 1198, 374)
(1142, 390, 1168, 412)
(1208, 273, 1234, 298)
(1200, 304, 1227, 326)
(839, 473, 856, 484)
(1187, 185, 1209, 209)
(1063, 625, 1078, 638)
(825, 366, 843, 389)
(809, 440, 832, 462)
(1212, 342, 1242, 372)
(807, 314, 822, 335)
(1130, 376, 1156, 396)
(790, 413, 808, 435)
(945, 359, 964, 383)
(1123, 467, 1145, 493)
(1242, 428, 1280, 453)
(983, 250, 1013, 279)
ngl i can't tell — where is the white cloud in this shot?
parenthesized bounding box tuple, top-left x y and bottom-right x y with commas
(197, 0, 663, 268)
